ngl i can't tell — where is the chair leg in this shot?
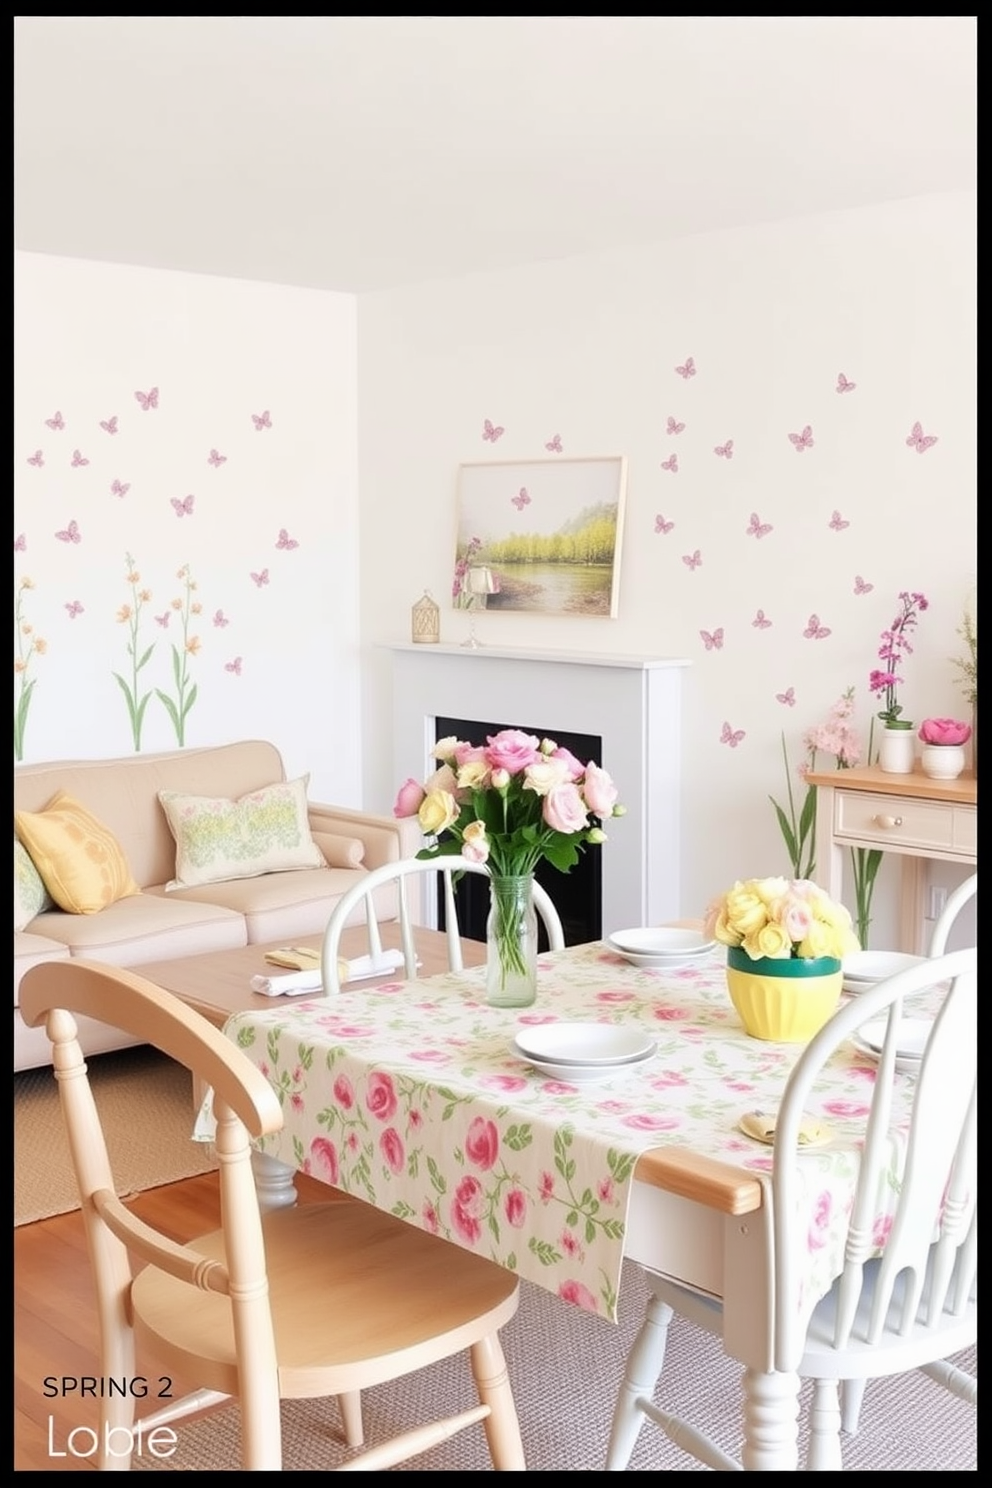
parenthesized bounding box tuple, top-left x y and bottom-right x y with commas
(605, 1292, 674, 1470)
(806, 1379, 843, 1470)
(338, 1391, 364, 1448)
(839, 1377, 867, 1436)
(471, 1332, 526, 1469)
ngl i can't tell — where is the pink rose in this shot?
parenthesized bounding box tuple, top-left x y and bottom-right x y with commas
(333, 1073, 355, 1109)
(919, 717, 971, 745)
(365, 1070, 398, 1122)
(451, 1174, 485, 1244)
(309, 1136, 339, 1185)
(484, 728, 542, 776)
(621, 1113, 680, 1132)
(504, 1188, 527, 1227)
(543, 782, 589, 834)
(422, 1200, 440, 1234)
(464, 1116, 500, 1169)
(549, 745, 585, 781)
(479, 1074, 529, 1093)
(558, 1279, 599, 1313)
(380, 1127, 405, 1175)
(392, 777, 425, 818)
(582, 761, 619, 816)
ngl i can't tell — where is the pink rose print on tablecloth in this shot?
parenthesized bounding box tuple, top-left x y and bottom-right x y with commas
(380, 1127, 405, 1175)
(410, 1048, 453, 1063)
(538, 1173, 555, 1203)
(597, 1177, 615, 1204)
(480, 1074, 530, 1093)
(451, 1175, 485, 1244)
(366, 1070, 398, 1122)
(872, 1213, 894, 1248)
(559, 1279, 599, 1313)
(504, 1189, 527, 1227)
(423, 1201, 440, 1235)
(333, 1074, 355, 1110)
(310, 1136, 339, 1185)
(822, 1099, 870, 1118)
(594, 990, 636, 1003)
(561, 1229, 585, 1260)
(464, 1116, 500, 1170)
(808, 1191, 832, 1250)
(621, 1113, 681, 1133)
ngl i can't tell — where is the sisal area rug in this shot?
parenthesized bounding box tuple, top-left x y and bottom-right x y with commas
(14, 1045, 218, 1226)
(132, 1268, 976, 1471)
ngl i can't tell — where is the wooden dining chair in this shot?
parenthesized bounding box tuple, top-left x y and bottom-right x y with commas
(320, 853, 565, 995)
(604, 948, 977, 1471)
(19, 959, 526, 1471)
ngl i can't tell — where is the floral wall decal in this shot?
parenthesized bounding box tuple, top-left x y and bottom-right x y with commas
(134, 387, 159, 410)
(155, 562, 202, 746)
(112, 552, 156, 751)
(674, 356, 696, 379)
(45, 411, 65, 430)
(481, 417, 504, 442)
(14, 576, 46, 762)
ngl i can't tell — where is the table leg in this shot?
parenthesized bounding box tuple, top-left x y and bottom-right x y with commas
(251, 1150, 298, 1211)
(740, 1366, 800, 1470)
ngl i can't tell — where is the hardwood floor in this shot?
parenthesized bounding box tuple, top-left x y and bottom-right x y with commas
(14, 1171, 332, 1471)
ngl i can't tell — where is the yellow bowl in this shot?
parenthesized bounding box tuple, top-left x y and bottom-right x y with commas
(725, 950, 842, 1043)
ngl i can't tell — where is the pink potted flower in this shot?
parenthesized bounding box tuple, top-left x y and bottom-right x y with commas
(918, 717, 971, 781)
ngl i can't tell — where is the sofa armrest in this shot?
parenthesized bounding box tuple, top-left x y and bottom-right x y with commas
(307, 802, 422, 872)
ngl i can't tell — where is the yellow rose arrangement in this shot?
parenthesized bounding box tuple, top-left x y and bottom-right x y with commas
(703, 876, 860, 962)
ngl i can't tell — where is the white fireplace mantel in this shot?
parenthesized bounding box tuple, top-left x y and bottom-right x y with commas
(383, 642, 690, 935)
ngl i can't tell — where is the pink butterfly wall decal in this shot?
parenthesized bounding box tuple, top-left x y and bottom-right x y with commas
(836, 373, 856, 394)
(207, 448, 228, 466)
(250, 569, 269, 588)
(100, 415, 119, 434)
(481, 418, 504, 443)
(224, 657, 243, 675)
(803, 613, 831, 640)
(55, 520, 81, 544)
(27, 450, 44, 466)
(511, 487, 531, 511)
(545, 434, 563, 452)
(110, 479, 130, 498)
(828, 510, 850, 531)
(666, 416, 685, 436)
(788, 425, 814, 452)
(906, 420, 938, 453)
(155, 612, 171, 628)
(71, 449, 89, 467)
(776, 687, 796, 707)
(276, 528, 299, 550)
(675, 357, 696, 380)
(654, 515, 674, 535)
(213, 609, 230, 627)
(720, 722, 746, 748)
(64, 600, 84, 619)
(700, 628, 724, 651)
(45, 411, 65, 430)
(714, 440, 734, 459)
(14, 533, 26, 551)
(682, 549, 701, 570)
(171, 495, 195, 517)
(251, 410, 272, 431)
(134, 387, 159, 411)
(751, 609, 772, 629)
(746, 512, 773, 539)
(853, 575, 874, 595)
(661, 453, 679, 473)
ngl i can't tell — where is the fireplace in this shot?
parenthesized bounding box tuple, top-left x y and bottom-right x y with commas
(386, 643, 688, 937)
(434, 714, 603, 948)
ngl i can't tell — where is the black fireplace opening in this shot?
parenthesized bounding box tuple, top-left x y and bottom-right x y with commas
(433, 716, 604, 948)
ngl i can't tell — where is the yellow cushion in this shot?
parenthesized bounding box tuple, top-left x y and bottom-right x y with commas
(14, 791, 141, 915)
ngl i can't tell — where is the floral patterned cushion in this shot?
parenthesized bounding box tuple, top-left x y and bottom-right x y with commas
(158, 776, 326, 891)
(14, 837, 54, 931)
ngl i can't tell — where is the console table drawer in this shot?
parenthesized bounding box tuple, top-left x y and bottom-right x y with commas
(834, 791, 962, 852)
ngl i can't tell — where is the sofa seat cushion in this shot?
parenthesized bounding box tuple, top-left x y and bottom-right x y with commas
(14, 931, 72, 1002)
(147, 865, 371, 944)
(26, 894, 247, 969)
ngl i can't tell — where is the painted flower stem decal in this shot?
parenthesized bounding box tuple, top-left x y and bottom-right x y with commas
(14, 577, 47, 762)
(112, 553, 156, 752)
(156, 563, 202, 746)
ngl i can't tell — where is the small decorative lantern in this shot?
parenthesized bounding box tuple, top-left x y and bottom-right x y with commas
(411, 590, 440, 645)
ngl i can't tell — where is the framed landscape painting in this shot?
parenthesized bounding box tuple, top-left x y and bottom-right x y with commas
(453, 456, 627, 618)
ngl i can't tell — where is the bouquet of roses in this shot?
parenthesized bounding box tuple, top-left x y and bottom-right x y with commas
(704, 876, 860, 962)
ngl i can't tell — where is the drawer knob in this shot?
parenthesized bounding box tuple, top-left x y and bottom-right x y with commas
(871, 813, 903, 829)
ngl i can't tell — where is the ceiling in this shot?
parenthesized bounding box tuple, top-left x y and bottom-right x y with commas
(14, 16, 977, 296)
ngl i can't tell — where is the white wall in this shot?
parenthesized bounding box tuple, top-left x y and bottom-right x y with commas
(14, 252, 363, 805)
(357, 192, 977, 943)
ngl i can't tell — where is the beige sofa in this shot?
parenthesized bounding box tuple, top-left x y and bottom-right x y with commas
(14, 740, 420, 1072)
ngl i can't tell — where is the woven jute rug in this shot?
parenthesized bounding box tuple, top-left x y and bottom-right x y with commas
(14, 1045, 218, 1226)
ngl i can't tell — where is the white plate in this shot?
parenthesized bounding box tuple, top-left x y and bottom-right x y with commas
(857, 1016, 933, 1060)
(512, 1040, 657, 1083)
(841, 951, 926, 984)
(612, 946, 716, 971)
(513, 1022, 655, 1066)
(608, 928, 715, 958)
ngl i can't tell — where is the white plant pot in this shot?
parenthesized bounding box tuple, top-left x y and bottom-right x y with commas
(920, 743, 966, 781)
(878, 725, 916, 775)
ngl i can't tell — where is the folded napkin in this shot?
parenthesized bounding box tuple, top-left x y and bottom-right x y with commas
(264, 945, 322, 971)
(249, 948, 410, 998)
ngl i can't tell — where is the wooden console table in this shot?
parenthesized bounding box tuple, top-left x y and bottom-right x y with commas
(805, 764, 977, 953)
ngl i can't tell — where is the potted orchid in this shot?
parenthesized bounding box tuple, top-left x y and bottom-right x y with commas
(918, 717, 971, 781)
(870, 590, 929, 773)
(394, 730, 624, 1007)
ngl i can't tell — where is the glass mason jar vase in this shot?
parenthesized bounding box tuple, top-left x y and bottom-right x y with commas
(485, 873, 538, 1008)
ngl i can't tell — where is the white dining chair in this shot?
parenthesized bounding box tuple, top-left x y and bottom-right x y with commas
(320, 854, 565, 995)
(20, 958, 527, 1471)
(604, 948, 977, 1471)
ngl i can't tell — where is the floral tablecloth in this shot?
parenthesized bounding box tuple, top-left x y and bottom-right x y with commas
(223, 942, 924, 1321)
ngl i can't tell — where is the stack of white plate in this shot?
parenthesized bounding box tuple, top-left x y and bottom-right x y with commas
(606, 926, 717, 969)
(511, 1022, 657, 1082)
(841, 950, 926, 995)
(852, 1015, 932, 1074)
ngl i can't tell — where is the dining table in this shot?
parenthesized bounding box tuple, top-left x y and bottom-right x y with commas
(218, 937, 927, 1471)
